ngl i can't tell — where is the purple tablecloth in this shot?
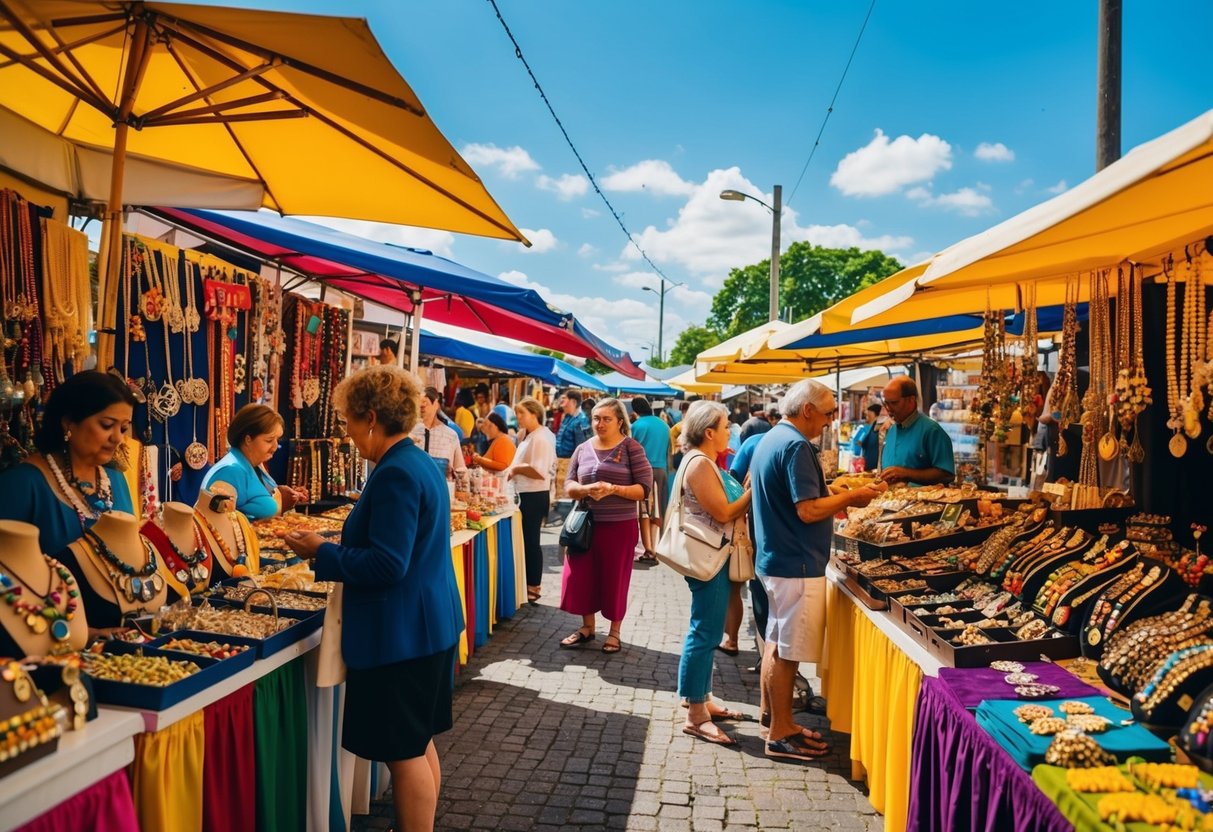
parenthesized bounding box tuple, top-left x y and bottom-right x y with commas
(907, 676, 1072, 832)
(938, 661, 1102, 708)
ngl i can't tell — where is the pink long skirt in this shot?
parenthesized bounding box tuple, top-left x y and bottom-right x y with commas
(559, 518, 639, 622)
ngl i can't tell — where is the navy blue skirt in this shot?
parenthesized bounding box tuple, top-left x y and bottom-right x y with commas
(342, 646, 457, 761)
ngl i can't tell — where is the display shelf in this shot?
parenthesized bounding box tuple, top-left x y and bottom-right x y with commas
(826, 564, 943, 676)
(0, 708, 144, 830)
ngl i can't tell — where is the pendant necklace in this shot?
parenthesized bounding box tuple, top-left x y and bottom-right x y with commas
(0, 556, 79, 641)
(1165, 257, 1187, 457)
(47, 453, 112, 525)
(196, 512, 250, 578)
(81, 529, 163, 603)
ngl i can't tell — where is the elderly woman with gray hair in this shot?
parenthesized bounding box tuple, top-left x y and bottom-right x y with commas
(673, 401, 753, 745)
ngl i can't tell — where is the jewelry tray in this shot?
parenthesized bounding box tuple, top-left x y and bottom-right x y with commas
(85, 640, 248, 711)
(141, 597, 324, 659)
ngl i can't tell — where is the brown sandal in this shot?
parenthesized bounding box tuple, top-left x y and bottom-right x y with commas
(601, 632, 622, 654)
(559, 628, 595, 648)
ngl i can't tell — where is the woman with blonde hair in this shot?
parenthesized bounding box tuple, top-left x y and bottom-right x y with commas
(286, 365, 462, 832)
(559, 398, 652, 654)
(505, 398, 557, 603)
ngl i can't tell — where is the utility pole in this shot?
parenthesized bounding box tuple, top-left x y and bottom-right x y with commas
(769, 185, 782, 323)
(1096, 0, 1122, 171)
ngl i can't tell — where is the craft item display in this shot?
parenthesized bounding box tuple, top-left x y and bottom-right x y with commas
(1044, 729, 1115, 767)
(81, 651, 200, 686)
(159, 638, 251, 660)
(158, 603, 297, 639)
(1065, 766, 1134, 793)
(215, 585, 328, 612)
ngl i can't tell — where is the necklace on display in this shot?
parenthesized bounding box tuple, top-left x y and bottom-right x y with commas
(164, 523, 210, 589)
(47, 453, 112, 524)
(197, 512, 250, 578)
(82, 530, 163, 604)
(1165, 256, 1188, 457)
(0, 556, 79, 641)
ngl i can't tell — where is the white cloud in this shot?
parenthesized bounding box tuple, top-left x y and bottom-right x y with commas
(1045, 179, 1069, 195)
(622, 167, 914, 284)
(496, 269, 705, 361)
(581, 207, 601, 219)
(592, 261, 629, 273)
(518, 228, 558, 253)
(1015, 178, 1035, 194)
(908, 185, 995, 216)
(299, 216, 456, 258)
(830, 129, 953, 197)
(601, 160, 696, 197)
(577, 243, 597, 257)
(975, 142, 1015, 162)
(536, 173, 589, 200)
(460, 143, 540, 179)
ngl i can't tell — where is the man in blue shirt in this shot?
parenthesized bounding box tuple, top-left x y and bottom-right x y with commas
(552, 389, 590, 511)
(879, 376, 955, 486)
(751, 379, 884, 763)
(630, 396, 672, 560)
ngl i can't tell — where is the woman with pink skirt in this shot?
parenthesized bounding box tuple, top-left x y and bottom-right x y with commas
(559, 398, 653, 654)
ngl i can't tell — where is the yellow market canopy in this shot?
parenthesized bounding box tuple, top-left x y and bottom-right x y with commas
(0, 1, 527, 241)
(851, 108, 1213, 327)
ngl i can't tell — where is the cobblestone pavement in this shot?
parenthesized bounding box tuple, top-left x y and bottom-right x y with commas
(352, 527, 880, 831)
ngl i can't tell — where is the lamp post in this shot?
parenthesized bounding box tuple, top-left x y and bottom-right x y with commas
(720, 184, 782, 322)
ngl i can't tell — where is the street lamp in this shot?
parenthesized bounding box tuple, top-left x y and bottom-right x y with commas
(720, 185, 782, 322)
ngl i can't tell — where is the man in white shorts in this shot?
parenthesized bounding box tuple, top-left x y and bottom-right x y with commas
(750, 379, 883, 762)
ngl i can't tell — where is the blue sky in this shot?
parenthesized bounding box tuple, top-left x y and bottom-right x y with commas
(195, 0, 1212, 363)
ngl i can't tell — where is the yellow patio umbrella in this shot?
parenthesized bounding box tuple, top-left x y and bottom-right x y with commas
(850, 108, 1213, 327)
(666, 367, 722, 395)
(0, 0, 528, 364)
(694, 320, 792, 365)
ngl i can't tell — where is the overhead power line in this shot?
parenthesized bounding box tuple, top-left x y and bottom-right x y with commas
(486, 0, 678, 287)
(786, 0, 878, 207)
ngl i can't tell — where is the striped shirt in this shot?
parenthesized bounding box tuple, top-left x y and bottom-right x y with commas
(565, 438, 653, 523)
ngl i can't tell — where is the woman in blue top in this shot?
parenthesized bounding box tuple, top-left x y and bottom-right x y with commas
(850, 403, 883, 472)
(202, 404, 307, 520)
(0, 371, 136, 556)
(286, 365, 463, 832)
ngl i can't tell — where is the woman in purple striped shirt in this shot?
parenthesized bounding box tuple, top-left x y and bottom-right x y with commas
(559, 398, 653, 654)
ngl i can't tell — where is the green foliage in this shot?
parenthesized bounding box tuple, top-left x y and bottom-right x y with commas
(707, 242, 902, 339)
(668, 325, 723, 367)
(583, 359, 612, 376)
(526, 346, 565, 359)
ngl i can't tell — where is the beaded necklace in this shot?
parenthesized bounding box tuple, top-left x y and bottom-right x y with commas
(0, 556, 79, 641)
(153, 522, 211, 591)
(80, 530, 162, 604)
(196, 511, 251, 578)
(46, 453, 112, 525)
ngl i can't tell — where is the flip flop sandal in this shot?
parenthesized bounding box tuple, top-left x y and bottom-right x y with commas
(715, 644, 740, 656)
(678, 701, 747, 721)
(682, 721, 737, 746)
(765, 732, 832, 761)
(601, 633, 622, 654)
(559, 629, 595, 648)
(527, 588, 542, 604)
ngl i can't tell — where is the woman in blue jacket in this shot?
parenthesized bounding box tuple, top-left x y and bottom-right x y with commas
(286, 365, 463, 832)
(202, 405, 307, 520)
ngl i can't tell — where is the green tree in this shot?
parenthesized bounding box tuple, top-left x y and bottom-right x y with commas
(667, 324, 723, 366)
(707, 242, 902, 338)
(582, 359, 612, 376)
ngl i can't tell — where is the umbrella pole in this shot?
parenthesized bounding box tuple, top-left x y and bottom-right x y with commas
(97, 19, 152, 370)
(408, 290, 423, 374)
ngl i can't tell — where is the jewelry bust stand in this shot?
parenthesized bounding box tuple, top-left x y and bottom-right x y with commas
(143, 502, 214, 600)
(194, 484, 260, 579)
(67, 511, 167, 624)
(0, 520, 87, 657)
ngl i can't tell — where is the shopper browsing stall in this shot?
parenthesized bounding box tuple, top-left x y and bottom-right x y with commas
(286, 365, 463, 832)
(879, 376, 955, 487)
(203, 404, 308, 521)
(751, 379, 884, 762)
(0, 371, 136, 555)
(851, 403, 884, 472)
(411, 386, 467, 479)
(630, 396, 672, 563)
(471, 413, 516, 472)
(507, 398, 557, 604)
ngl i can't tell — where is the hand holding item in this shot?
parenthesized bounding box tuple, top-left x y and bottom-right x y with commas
(284, 530, 325, 560)
(588, 481, 615, 501)
(880, 466, 911, 485)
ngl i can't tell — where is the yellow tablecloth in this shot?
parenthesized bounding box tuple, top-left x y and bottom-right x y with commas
(821, 579, 923, 832)
(130, 710, 206, 832)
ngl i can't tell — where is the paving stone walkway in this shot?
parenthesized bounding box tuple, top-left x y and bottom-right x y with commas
(352, 527, 881, 831)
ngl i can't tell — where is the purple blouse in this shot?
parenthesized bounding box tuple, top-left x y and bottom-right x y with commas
(566, 437, 653, 522)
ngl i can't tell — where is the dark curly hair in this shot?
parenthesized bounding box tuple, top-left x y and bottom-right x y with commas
(35, 371, 138, 455)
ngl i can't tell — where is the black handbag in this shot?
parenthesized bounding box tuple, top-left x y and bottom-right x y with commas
(559, 499, 595, 553)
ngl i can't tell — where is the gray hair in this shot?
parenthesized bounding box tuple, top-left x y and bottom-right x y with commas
(681, 401, 729, 449)
(780, 379, 834, 418)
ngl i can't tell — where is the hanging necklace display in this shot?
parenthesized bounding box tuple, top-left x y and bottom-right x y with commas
(162, 247, 185, 334)
(150, 259, 182, 423)
(183, 287, 208, 465)
(1113, 265, 1151, 463)
(1182, 252, 1206, 441)
(1078, 271, 1110, 493)
(1019, 284, 1041, 425)
(1054, 278, 1081, 456)
(81, 530, 163, 604)
(1165, 256, 1189, 457)
(196, 512, 251, 578)
(0, 555, 79, 642)
(136, 240, 163, 322)
(302, 305, 322, 407)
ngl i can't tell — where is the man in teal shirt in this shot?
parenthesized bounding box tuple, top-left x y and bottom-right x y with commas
(630, 396, 672, 560)
(879, 376, 955, 486)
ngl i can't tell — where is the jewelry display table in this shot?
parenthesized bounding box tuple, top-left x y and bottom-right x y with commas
(0, 709, 144, 830)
